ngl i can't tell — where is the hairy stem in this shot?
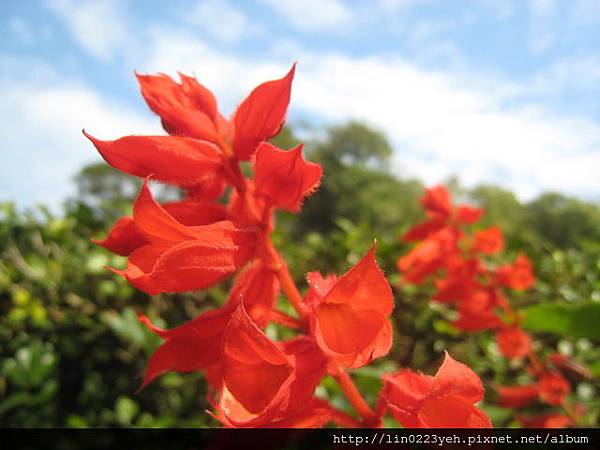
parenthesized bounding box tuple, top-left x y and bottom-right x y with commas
(333, 366, 377, 425)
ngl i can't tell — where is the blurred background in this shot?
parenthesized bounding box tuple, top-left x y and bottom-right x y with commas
(0, 0, 599, 427)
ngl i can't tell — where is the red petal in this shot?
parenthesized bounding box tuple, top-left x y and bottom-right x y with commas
(432, 352, 485, 403)
(161, 200, 227, 226)
(282, 337, 328, 406)
(232, 64, 296, 160)
(496, 385, 539, 408)
(178, 72, 218, 120)
(136, 72, 218, 141)
(118, 226, 256, 294)
(401, 219, 446, 242)
(92, 216, 148, 256)
(417, 395, 491, 428)
(222, 304, 293, 417)
(254, 143, 322, 213)
(313, 246, 393, 367)
(538, 373, 570, 406)
(84, 132, 223, 187)
(495, 254, 536, 290)
(421, 185, 452, 219)
(138, 307, 232, 388)
(455, 205, 483, 224)
(398, 228, 459, 284)
(472, 226, 504, 254)
(383, 369, 435, 428)
(496, 327, 531, 359)
(227, 179, 267, 225)
(133, 179, 199, 242)
(185, 177, 226, 201)
(225, 261, 280, 327)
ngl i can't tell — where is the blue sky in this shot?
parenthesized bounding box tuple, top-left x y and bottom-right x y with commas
(1, 0, 599, 210)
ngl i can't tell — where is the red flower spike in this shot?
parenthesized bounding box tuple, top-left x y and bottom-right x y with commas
(225, 260, 280, 328)
(496, 326, 531, 359)
(83, 132, 223, 187)
(538, 373, 570, 406)
(232, 64, 296, 160)
(421, 185, 453, 220)
(455, 205, 483, 224)
(496, 385, 539, 408)
(92, 217, 148, 256)
(136, 72, 218, 141)
(137, 307, 233, 389)
(383, 352, 490, 428)
(311, 245, 393, 368)
(495, 254, 535, 291)
(254, 142, 322, 213)
(472, 226, 504, 255)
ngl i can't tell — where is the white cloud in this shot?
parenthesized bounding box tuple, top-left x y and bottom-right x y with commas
(186, 0, 258, 43)
(261, 0, 353, 31)
(0, 65, 159, 209)
(45, 0, 129, 60)
(135, 32, 600, 201)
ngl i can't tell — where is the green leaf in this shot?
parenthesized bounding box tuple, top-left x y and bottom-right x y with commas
(522, 302, 600, 340)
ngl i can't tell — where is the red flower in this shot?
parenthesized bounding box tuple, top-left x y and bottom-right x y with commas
(214, 304, 328, 427)
(538, 373, 570, 406)
(253, 142, 322, 213)
(421, 185, 453, 220)
(398, 227, 460, 284)
(433, 257, 481, 303)
(455, 205, 484, 224)
(232, 64, 296, 160)
(383, 352, 491, 428)
(496, 385, 539, 408)
(495, 254, 535, 290)
(453, 288, 503, 331)
(107, 179, 256, 294)
(309, 246, 393, 368)
(472, 226, 504, 255)
(496, 326, 531, 359)
(135, 72, 225, 142)
(93, 200, 227, 256)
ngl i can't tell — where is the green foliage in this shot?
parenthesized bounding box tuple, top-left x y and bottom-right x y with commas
(523, 303, 600, 340)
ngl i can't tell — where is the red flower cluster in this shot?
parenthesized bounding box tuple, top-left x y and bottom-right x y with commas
(398, 185, 534, 341)
(86, 66, 490, 428)
(399, 185, 587, 428)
